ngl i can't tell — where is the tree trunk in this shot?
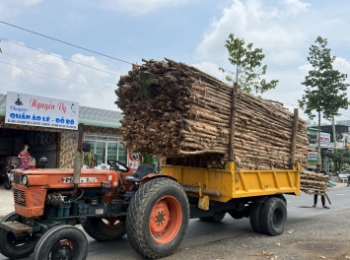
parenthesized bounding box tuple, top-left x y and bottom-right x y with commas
(317, 111, 322, 165)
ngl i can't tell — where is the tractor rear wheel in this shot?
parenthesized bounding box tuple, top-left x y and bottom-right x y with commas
(260, 197, 287, 236)
(126, 177, 189, 259)
(33, 225, 88, 260)
(82, 217, 126, 241)
(0, 212, 38, 259)
(200, 211, 226, 222)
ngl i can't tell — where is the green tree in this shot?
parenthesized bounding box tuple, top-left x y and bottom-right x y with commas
(327, 148, 350, 172)
(299, 36, 350, 164)
(219, 33, 278, 94)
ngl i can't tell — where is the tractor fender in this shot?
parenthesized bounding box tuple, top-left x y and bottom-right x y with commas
(140, 174, 177, 187)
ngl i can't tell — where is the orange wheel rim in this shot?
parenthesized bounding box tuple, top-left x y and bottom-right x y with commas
(149, 196, 182, 244)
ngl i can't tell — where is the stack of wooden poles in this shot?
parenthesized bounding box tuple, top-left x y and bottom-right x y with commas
(300, 169, 328, 195)
(115, 58, 309, 169)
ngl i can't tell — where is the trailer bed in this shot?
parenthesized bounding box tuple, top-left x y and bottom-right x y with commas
(162, 162, 300, 203)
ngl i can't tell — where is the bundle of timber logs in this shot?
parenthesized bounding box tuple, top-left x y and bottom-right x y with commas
(300, 169, 328, 194)
(115, 58, 309, 169)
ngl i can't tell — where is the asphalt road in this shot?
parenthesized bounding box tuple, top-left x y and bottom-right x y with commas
(1, 186, 349, 260)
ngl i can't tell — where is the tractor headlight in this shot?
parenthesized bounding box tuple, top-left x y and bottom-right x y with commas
(22, 175, 28, 186)
(10, 173, 14, 182)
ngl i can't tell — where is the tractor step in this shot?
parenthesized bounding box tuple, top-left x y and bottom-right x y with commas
(1, 221, 33, 234)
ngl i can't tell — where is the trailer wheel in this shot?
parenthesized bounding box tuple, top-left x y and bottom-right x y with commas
(33, 225, 88, 260)
(260, 197, 287, 236)
(82, 217, 126, 241)
(200, 211, 226, 222)
(126, 177, 189, 259)
(249, 203, 263, 233)
(0, 211, 38, 259)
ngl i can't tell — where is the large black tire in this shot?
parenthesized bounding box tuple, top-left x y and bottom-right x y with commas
(3, 174, 12, 190)
(260, 197, 287, 236)
(200, 211, 226, 222)
(33, 225, 88, 260)
(126, 177, 190, 259)
(82, 217, 126, 241)
(249, 203, 263, 233)
(0, 212, 38, 259)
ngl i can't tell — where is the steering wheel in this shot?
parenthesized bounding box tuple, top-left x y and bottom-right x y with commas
(107, 159, 129, 172)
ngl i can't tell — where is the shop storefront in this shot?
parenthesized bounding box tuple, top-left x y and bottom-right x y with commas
(307, 127, 331, 172)
(84, 135, 126, 166)
(0, 92, 125, 185)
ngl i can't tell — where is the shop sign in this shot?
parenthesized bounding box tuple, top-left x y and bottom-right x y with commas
(319, 132, 330, 146)
(307, 151, 318, 169)
(5, 91, 79, 130)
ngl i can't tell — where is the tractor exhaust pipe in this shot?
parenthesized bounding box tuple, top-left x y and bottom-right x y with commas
(61, 123, 84, 195)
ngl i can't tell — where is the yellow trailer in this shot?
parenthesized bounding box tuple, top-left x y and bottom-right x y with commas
(163, 161, 301, 202)
(162, 161, 301, 236)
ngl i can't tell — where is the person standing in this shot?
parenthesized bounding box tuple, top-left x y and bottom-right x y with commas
(18, 145, 31, 169)
(347, 173, 350, 187)
(313, 164, 329, 209)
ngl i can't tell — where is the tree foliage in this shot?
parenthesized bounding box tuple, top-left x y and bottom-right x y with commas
(327, 148, 350, 172)
(220, 33, 278, 94)
(299, 36, 350, 163)
(299, 36, 350, 121)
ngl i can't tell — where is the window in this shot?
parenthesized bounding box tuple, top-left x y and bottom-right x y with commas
(84, 135, 127, 165)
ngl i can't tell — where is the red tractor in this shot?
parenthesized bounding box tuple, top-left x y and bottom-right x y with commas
(0, 125, 189, 260)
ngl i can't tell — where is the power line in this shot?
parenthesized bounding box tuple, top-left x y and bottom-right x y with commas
(0, 37, 121, 77)
(2, 52, 118, 84)
(0, 60, 113, 92)
(0, 20, 133, 65)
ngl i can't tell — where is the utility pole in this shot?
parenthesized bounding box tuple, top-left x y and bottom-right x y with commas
(332, 115, 337, 149)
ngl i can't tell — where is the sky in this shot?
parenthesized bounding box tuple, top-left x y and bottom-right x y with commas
(1, 0, 350, 124)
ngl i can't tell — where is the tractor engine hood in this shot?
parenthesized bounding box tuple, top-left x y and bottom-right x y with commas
(10, 168, 119, 189)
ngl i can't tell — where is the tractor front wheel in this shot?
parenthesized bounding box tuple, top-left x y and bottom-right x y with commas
(33, 225, 88, 260)
(0, 212, 38, 259)
(126, 177, 190, 259)
(82, 217, 126, 241)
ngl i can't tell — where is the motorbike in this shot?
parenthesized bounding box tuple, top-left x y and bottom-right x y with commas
(3, 164, 18, 190)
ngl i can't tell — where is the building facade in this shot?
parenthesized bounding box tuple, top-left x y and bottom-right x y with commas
(0, 93, 125, 178)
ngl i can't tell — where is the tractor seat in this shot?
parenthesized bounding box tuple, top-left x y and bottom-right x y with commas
(124, 164, 154, 183)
